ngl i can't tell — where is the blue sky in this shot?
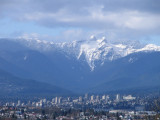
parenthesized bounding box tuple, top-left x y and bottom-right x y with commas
(0, 18, 67, 40)
(0, 0, 160, 44)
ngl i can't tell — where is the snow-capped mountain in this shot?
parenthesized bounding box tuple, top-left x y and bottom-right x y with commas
(16, 36, 160, 70)
(1, 37, 160, 93)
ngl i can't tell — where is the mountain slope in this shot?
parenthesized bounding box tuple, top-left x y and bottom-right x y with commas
(15, 37, 160, 70)
(0, 69, 72, 96)
(0, 39, 91, 90)
(0, 38, 160, 93)
(91, 52, 160, 93)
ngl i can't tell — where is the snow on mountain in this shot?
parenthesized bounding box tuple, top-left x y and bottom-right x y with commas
(15, 36, 160, 70)
(75, 37, 160, 70)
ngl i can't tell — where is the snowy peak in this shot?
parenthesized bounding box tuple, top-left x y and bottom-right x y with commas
(90, 35, 97, 41)
(77, 37, 109, 70)
(137, 44, 160, 52)
(13, 36, 160, 70)
(75, 37, 160, 70)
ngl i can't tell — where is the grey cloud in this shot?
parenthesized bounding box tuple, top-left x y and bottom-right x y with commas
(0, 0, 160, 41)
(1, 0, 160, 16)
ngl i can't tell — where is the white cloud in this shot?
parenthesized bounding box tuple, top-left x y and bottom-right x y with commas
(0, 0, 160, 42)
(12, 4, 159, 32)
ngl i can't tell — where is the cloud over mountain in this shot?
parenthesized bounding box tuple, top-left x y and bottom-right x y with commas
(0, 0, 160, 42)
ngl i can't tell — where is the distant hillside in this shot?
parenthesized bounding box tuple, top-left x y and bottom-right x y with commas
(0, 69, 72, 96)
(91, 52, 160, 93)
(0, 39, 160, 94)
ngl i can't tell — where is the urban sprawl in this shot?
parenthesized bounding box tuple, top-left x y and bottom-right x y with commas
(0, 94, 160, 120)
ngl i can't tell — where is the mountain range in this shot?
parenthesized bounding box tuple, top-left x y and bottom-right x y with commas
(0, 37, 160, 95)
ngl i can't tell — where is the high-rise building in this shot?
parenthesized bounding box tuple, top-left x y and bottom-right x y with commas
(106, 95, 110, 100)
(116, 94, 120, 102)
(79, 96, 83, 102)
(67, 97, 71, 102)
(17, 100, 21, 106)
(40, 99, 43, 103)
(55, 97, 58, 104)
(96, 95, 99, 101)
(12, 103, 15, 107)
(102, 95, 106, 100)
(58, 97, 62, 104)
(43, 99, 47, 103)
(91, 95, 94, 101)
(85, 93, 88, 99)
(6, 102, 9, 106)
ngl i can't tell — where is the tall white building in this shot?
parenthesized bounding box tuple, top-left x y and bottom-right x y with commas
(17, 100, 21, 106)
(67, 97, 71, 102)
(102, 95, 106, 100)
(58, 97, 62, 104)
(96, 95, 99, 101)
(55, 97, 58, 104)
(106, 95, 110, 100)
(116, 94, 120, 102)
(91, 95, 94, 101)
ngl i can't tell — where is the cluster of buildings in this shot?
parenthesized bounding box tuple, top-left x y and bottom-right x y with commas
(2, 94, 137, 108)
(0, 94, 159, 119)
(0, 105, 158, 120)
